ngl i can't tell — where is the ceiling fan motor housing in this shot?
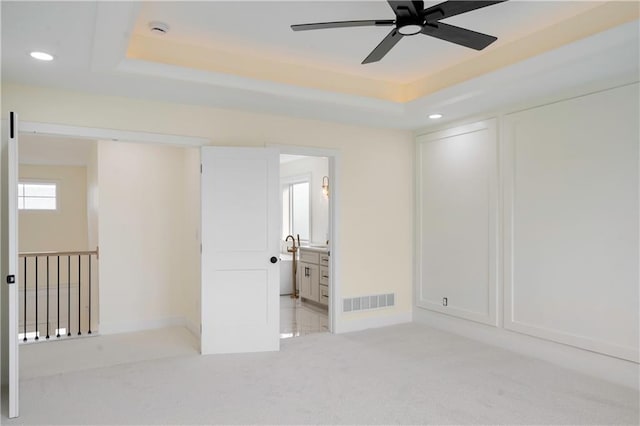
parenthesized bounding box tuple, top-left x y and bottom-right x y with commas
(291, 1, 507, 63)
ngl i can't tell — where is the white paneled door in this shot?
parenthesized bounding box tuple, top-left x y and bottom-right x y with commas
(3, 112, 20, 417)
(200, 147, 280, 354)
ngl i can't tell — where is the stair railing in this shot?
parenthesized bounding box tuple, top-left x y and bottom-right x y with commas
(18, 248, 99, 342)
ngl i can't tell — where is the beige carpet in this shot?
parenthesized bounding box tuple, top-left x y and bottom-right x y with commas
(3, 323, 638, 425)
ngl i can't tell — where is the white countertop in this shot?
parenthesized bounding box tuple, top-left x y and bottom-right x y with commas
(298, 245, 329, 253)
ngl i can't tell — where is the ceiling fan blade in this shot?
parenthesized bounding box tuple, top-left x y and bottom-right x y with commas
(421, 22, 497, 50)
(362, 28, 403, 64)
(423, 1, 507, 21)
(388, 1, 424, 18)
(291, 20, 394, 31)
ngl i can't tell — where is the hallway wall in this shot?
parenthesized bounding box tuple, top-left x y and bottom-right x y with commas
(18, 165, 89, 253)
(97, 140, 187, 334)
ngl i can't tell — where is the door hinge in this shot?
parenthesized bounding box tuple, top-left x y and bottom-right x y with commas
(6, 275, 15, 285)
(200, 244, 202, 254)
(200, 164, 203, 174)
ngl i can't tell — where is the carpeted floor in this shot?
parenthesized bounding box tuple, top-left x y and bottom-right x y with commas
(3, 323, 638, 425)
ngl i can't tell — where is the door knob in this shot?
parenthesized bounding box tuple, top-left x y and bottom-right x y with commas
(270, 256, 278, 264)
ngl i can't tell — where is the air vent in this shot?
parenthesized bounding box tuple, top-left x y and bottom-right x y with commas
(343, 293, 395, 312)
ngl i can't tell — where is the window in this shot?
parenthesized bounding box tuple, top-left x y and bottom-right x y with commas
(18, 182, 57, 210)
(282, 179, 310, 242)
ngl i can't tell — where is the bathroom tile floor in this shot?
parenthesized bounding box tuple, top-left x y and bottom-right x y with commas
(280, 295, 328, 339)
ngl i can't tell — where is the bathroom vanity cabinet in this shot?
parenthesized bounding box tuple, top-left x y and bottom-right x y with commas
(298, 247, 329, 306)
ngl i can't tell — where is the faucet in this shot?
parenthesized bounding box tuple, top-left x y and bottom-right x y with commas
(285, 235, 299, 299)
(285, 235, 297, 253)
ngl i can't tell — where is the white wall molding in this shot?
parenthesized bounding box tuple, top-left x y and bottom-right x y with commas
(414, 308, 639, 390)
(335, 311, 412, 334)
(415, 119, 498, 327)
(414, 82, 639, 379)
(501, 84, 639, 363)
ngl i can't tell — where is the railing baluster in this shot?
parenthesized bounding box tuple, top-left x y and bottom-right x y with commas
(78, 255, 81, 336)
(23, 257, 27, 342)
(18, 249, 98, 344)
(46, 256, 50, 339)
(35, 257, 38, 341)
(88, 255, 92, 334)
(57, 256, 60, 338)
(67, 255, 71, 337)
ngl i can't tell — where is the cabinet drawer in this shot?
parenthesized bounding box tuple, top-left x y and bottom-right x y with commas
(320, 253, 330, 266)
(319, 285, 329, 305)
(319, 266, 329, 285)
(299, 250, 320, 264)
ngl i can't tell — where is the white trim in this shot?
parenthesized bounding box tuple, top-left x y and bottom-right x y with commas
(117, 58, 403, 115)
(500, 88, 640, 363)
(335, 311, 412, 334)
(413, 308, 639, 390)
(415, 119, 499, 327)
(4, 112, 20, 418)
(270, 144, 341, 336)
(17, 121, 210, 147)
(100, 316, 186, 335)
(184, 318, 200, 343)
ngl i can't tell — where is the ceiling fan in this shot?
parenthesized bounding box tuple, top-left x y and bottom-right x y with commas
(291, 1, 507, 64)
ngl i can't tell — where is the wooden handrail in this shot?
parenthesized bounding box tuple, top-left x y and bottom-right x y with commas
(19, 247, 99, 259)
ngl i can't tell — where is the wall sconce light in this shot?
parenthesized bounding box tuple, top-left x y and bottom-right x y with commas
(322, 176, 329, 198)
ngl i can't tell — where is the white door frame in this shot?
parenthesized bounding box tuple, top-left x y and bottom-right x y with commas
(272, 144, 341, 334)
(2, 112, 20, 418)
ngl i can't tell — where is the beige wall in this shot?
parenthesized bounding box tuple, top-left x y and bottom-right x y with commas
(97, 140, 187, 333)
(18, 164, 89, 253)
(86, 143, 99, 251)
(182, 147, 201, 335)
(3, 83, 414, 332)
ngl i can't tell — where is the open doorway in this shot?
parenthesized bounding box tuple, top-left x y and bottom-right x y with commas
(17, 134, 99, 343)
(279, 154, 331, 339)
(15, 131, 202, 379)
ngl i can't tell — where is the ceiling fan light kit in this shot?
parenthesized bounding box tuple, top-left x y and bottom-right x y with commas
(292, 1, 507, 64)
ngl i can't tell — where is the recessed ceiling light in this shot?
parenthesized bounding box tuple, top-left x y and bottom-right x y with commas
(429, 113, 443, 119)
(30, 51, 54, 61)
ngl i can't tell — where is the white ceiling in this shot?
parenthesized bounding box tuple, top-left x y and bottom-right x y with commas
(132, 1, 598, 82)
(1, 1, 639, 130)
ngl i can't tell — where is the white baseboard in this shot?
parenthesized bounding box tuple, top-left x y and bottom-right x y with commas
(99, 316, 186, 335)
(413, 307, 639, 390)
(335, 310, 412, 334)
(184, 318, 200, 341)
